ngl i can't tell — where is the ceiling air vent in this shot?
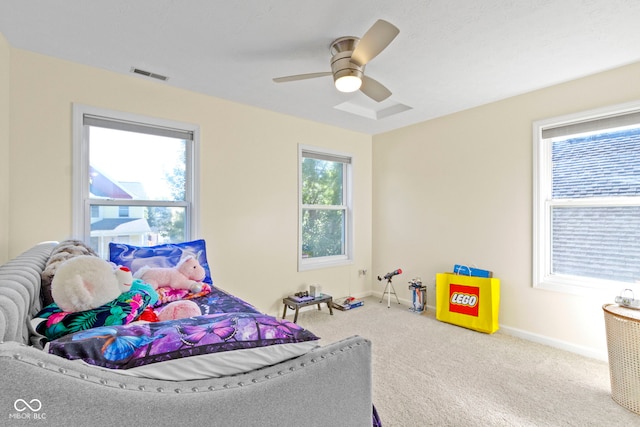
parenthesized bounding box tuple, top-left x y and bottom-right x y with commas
(130, 67, 169, 81)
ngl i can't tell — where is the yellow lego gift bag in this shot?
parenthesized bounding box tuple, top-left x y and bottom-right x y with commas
(436, 272, 500, 334)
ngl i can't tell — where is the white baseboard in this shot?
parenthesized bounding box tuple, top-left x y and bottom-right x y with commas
(401, 301, 607, 361)
(499, 325, 608, 361)
(422, 302, 607, 361)
(370, 290, 412, 306)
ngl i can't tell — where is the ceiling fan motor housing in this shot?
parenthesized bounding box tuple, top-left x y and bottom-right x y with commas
(330, 37, 364, 84)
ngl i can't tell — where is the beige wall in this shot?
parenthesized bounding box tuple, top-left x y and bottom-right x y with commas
(6, 48, 372, 316)
(373, 61, 640, 359)
(0, 34, 9, 261)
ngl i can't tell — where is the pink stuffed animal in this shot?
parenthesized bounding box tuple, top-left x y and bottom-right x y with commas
(156, 300, 201, 322)
(135, 256, 206, 292)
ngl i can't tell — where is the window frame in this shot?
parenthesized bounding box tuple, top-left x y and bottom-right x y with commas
(532, 100, 640, 294)
(72, 104, 201, 249)
(298, 144, 353, 271)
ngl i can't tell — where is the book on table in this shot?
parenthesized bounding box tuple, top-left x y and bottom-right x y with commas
(289, 295, 315, 303)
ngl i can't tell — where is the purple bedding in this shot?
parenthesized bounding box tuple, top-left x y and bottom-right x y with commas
(46, 286, 319, 370)
(190, 286, 261, 315)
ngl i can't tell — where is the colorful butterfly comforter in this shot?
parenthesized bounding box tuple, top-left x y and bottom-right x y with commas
(45, 286, 320, 372)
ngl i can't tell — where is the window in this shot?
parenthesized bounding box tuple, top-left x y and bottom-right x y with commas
(73, 105, 200, 258)
(533, 101, 640, 293)
(299, 145, 353, 271)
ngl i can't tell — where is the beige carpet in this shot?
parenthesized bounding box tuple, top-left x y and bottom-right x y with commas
(293, 297, 640, 427)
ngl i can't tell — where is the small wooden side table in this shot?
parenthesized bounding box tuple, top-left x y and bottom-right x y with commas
(282, 294, 333, 323)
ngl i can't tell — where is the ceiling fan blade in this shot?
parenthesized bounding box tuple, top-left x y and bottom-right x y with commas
(360, 75, 392, 102)
(272, 72, 332, 83)
(350, 19, 399, 67)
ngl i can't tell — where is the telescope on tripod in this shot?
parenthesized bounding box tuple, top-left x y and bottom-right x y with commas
(378, 269, 402, 308)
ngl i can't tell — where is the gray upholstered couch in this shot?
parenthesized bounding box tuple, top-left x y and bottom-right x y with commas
(0, 242, 372, 426)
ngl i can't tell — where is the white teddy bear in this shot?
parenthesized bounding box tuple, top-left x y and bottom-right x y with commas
(51, 255, 134, 312)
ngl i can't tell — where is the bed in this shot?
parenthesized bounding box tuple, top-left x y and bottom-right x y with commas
(0, 241, 374, 426)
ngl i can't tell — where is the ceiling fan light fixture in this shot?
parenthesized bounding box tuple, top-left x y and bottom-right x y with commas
(335, 75, 362, 92)
(333, 64, 363, 93)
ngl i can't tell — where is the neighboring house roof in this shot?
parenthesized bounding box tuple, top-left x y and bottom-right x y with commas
(119, 181, 147, 199)
(551, 127, 640, 283)
(90, 165, 133, 199)
(552, 128, 640, 198)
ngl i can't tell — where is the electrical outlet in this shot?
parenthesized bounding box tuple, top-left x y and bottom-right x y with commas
(358, 269, 367, 276)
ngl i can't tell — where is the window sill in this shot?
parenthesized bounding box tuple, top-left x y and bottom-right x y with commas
(298, 257, 353, 272)
(534, 274, 625, 298)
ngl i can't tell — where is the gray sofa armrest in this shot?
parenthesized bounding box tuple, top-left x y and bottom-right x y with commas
(0, 242, 57, 344)
(0, 335, 372, 426)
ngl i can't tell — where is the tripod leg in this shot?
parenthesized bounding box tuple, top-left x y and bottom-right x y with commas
(390, 282, 401, 304)
(379, 282, 389, 303)
(381, 279, 400, 307)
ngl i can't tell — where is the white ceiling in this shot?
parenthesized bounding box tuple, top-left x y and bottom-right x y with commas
(2, 1, 640, 135)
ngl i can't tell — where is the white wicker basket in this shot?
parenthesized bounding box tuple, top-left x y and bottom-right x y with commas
(603, 303, 640, 414)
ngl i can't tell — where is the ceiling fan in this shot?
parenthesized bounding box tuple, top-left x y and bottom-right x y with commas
(272, 19, 399, 102)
